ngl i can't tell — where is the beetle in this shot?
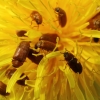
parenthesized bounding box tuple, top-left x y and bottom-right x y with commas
(5, 68, 29, 86)
(17, 73, 29, 86)
(5, 68, 16, 79)
(63, 51, 82, 74)
(28, 49, 43, 64)
(39, 33, 59, 43)
(16, 30, 27, 37)
(35, 33, 59, 51)
(28, 33, 59, 64)
(55, 7, 67, 27)
(35, 40, 58, 51)
(87, 12, 100, 30)
(30, 11, 42, 26)
(12, 41, 30, 68)
(0, 81, 9, 96)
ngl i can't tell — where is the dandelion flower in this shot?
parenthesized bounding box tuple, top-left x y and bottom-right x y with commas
(0, 0, 100, 100)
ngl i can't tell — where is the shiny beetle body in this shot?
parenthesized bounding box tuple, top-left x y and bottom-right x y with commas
(12, 41, 30, 68)
(28, 49, 43, 64)
(16, 30, 27, 37)
(64, 51, 82, 74)
(35, 33, 59, 51)
(55, 7, 67, 27)
(39, 33, 59, 43)
(17, 73, 29, 86)
(0, 81, 9, 96)
(28, 33, 59, 64)
(35, 40, 57, 51)
(30, 11, 42, 25)
(5, 68, 16, 79)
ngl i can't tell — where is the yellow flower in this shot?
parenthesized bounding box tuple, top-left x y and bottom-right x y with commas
(0, 0, 100, 100)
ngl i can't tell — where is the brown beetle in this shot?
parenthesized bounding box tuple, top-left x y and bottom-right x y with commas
(55, 7, 67, 27)
(35, 33, 59, 51)
(35, 40, 58, 51)
(5, 68, 16, 79)
(39, 33, 59, 43)
(30, 11, 42, 26)
(28, 49, 43, 64)
(5, 68, 29, 86)
(17, 73, 29, 86)
(28, 33, 59, 64)
(87, 12, 100, 30)
(87, 12, 100, 42)
(16, 30, 27, 37)
(12, 41, 30, 68)
(0, 81, 9, 96)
